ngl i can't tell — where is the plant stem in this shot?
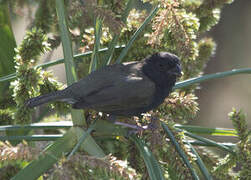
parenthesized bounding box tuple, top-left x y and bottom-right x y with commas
(174, 68, 251, 89)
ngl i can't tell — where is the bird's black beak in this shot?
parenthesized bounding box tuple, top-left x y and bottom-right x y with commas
(170, 64, 182, 77)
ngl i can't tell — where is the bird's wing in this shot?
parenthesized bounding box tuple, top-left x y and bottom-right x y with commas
(67, 62, 156, 112)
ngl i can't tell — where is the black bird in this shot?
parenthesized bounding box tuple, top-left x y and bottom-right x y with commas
(26, 52, 182, 117)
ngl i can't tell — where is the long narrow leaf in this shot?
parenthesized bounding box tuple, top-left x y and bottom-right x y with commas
(180, 129, 235, 154)
(174, 124, 237, 137)
(0, 134, 63, 141)
(186, 142, 213, 180)
(89, 17, 103, 73)
(68, 119, 97, 158)
(56, 0, 85, 127)
(105, 0, 134, 65)
(56, 0, 104, 157)
(0, 2, 16, 101)
(115, 6, 159, 64)
(11, 128, 77, 180)
(56, 0, 77, 85)
(0, 72, 15, 82)
(130, 134, 165, 180)
(0, 121, 72, 131)
(174, 68, 251, 89)
(185, 140, 236, 148)
(161, 122, 200, 180)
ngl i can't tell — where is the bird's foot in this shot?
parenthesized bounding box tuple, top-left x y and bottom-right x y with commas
(107, 114, 117, 123)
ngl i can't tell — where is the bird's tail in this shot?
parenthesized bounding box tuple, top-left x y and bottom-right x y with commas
(25, 90, 66, 108)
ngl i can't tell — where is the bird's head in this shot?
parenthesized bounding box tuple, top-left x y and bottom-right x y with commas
(143, 52, 182, 87)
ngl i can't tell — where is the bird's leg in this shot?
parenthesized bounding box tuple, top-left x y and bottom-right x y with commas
(107, 114, 146, 131)
(146, 116, 159, 131)
(114, 121, 146, 131)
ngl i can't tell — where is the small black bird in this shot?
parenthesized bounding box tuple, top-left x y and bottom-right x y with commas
(26, 52, 181, 117)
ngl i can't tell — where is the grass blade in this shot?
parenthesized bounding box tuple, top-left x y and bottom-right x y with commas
(130, 134, 165, 180)
(0, 134, 63, 141)
(105, 0, 134, 65)
(56, 0, 104, 156)
(161, 122, 200, 180)
(105, 36, 119, 65)
(68, 119, 97, 158)
(174, 124, 237, 137)
(56, 0, 77, 85)
(180, 129, 235, 154)
(186, 142, 213, 180)
(174, 68, 251, 89)
(56, 0, 85, 127)
(0, 2, 16, 101)
(11, 128, 77, 180)
(0, 73, 15, 82)
(185, 140, 236, 148)
(115, 5, 159, 64)
(0, 121, 72, 131)
(89, 17, 103, 73)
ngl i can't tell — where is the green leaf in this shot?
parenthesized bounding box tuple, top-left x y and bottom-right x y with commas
(174, 124, 237, 136)
(56, 0, 77, 85)
(89, 17, 103, 73)
(11, 126, 105, 180)
(130, 134, 165, 180)
(179, 129, 235, 154)
(115, 5, 159, 64)
(185, 140, 236, 148)
(11, 128, 78, 180)
(0, 134, 63, 141)
(105, 0, 134, 65)
(0, 121, 72, 132)
(174, 68, 251, 90)
(161, 122, 200, 180)
(68, 119, 97, 158)
(55, 0, 104, 156)
(186, 142, 213, 180)
(0, 2, 16, 102)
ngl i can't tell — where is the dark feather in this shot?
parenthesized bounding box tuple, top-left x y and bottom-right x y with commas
(26, 52, 181, 117)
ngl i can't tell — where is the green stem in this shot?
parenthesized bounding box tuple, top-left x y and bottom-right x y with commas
(174, 68, 251, 89)
(187, 142, 213, 180)
(175, 124, 237, 136)
(56, 0, 77, 85)
(68, 119, 97, 158)
(56, 0, 85, 126)
(181, 130, 235, 154)
(0, 134, 63, 141)
(0, 121, 72, 131)
(130, 134, 165, 180)
(185, 140, 236, 148)
(56, 0, 105, 156)
(89, 17, 103, 73)
(161, 122, 200, 180)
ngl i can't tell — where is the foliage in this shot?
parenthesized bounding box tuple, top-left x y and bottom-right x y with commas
(0, 2, 16, 106)
(0, 0, 250, 179)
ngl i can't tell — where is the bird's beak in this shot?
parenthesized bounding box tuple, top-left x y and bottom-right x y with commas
(170, 64, 182, 77)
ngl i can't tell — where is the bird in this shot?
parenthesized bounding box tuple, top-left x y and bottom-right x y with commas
(26, 52, 182, 118)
